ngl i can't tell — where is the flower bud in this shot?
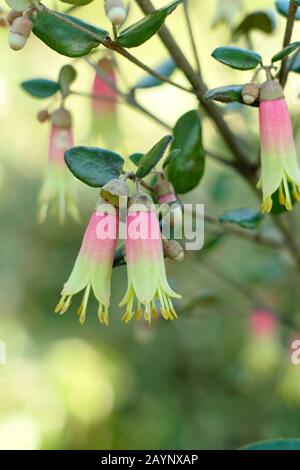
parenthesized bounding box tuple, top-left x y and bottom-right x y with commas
(7, 9, 22, 26)
(242, 82, 260, 105)
(51, 108, 72, 129)
(153, 178, 177, 204)
(162, 239, 184, 262)
(5, 0, 34, 13)
(37, 109, 50, 123)
(104, 0, 126, 26)
(8, 15, 32, 51)
(100, 178, 129, 207)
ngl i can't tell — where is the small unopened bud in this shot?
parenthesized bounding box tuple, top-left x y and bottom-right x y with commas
(9, 15, 32, 51)
(162, 239, 184, 262)
(37, 109, 50, 123)
(104, 0, 126, 26)
(153, 179, 177, 204)
(100, 178, 129, 207)
(51, 108, 72, 129)
(242, 82, 260, 105)
(7, 9, 22, 26)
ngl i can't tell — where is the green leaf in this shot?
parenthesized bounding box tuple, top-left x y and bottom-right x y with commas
(232, 10, 277, 40)
(64, 146, 124, 187)
(136, 135, 173, 178)
(118, 0, 183, 48)
(60, 0, 95, 5)
(162, 149, 181, 168)
(167, 110, 205, 194)
(133, 58, 176, 89)
(240, 438, 300, 450)
(204, 84, 258, 107)
(211, 46, 262, 70)
(31, 11, 108, 58)
(58, 64, 77, 97)
(219, 208, 264, 229)
(272, 41, 300, 62)
(288, 50, 300, 72)
(275, 1, 300, 20)
(129, 152, 144, 166)
(21, 79, 60, 98)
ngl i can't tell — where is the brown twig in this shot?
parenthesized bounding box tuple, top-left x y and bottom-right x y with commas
(279, 0, 298, 87)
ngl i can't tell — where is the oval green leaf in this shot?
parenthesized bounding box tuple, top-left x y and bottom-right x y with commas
(275, 1, 300, 20)
(288, 50, 300, 72)
(31, 11, 108, 58)
(204, 84, 258, 107)
(211, 46, 262, 70)
(118, 0, 183, 48)
(21, 78, 60, 98)
(60, 0, 94, 5)
(232, 10, 277, 40)
(241, 438, 300, 450)
(64, 146, 124, 187)
(219, 208, 264, 229)
(129, 152, 144, 166)
(58, 64, 77, 97)
(167, 110, 205, 194)
(136, 135, 173, 178)
(133, 58, 176, 89)
(272, 41, 300, 62)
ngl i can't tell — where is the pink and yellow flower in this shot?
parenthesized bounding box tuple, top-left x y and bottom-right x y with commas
(91, 57, 119, 148)
(55, 202, 118, 325)
(259, 79, 300, 213)
(38, 108, 79, 224)
(120, 193, 181, 324)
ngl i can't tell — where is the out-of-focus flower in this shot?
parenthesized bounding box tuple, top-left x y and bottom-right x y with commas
(5, 0, 36, 12)
(278, 334, 300, 406)
(91, 57, 120, 148)
(55, 201, 118, 326)
(38, 108, 79, 224)
(258, 79, 300, 213)
(8, 15, 32, 51)
(120, 192, 181, 324)
(104, 0, 127, 26)
(211, 0, 244, 29)
(241, 309, 281, 377)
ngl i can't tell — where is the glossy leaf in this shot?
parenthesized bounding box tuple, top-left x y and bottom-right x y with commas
(272, 41, 300, 62)
(64, 146, 124, 187)
(118, 0, 183, 48)
(129, 152, 144, 166)
(21, 79, 60, 98)
(167, 110, 205, 194)
(204, 84, 258, 107)
(58, 64, 77, 97)
(136, 135, 173, 178)
(31, 11, 108, 58)
(162, 149, 181, 168)
(60, 0, 94, 4)
(275, 1, 300, 20)
(133, 58, 176, 89)
(219, 208, 264, 229)
(212, 46, 262, 70)
(241, 439, 300, 450)
(288, 51, 300, 72)
(232, 10, 277, 40)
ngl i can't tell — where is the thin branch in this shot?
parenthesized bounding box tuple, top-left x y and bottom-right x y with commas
(183, 0, 201, 77)
(279, 0, 298, 87)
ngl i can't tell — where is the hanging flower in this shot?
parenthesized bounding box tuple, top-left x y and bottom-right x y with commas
(120, 192, 181, 324)
(240, 309, 281, 377)
(278, 334, 300, 406)
(91, 57, 119, 148)
(211, 0, 244, 29)
(38, 108, 79, 224)
(55, 201, 118, 326)
(259, 78, 300, 213)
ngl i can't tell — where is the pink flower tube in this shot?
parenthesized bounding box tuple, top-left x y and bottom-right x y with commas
(38, 108, 79, 224)
(119, 193, 181, 323)
(259, 79, 300, 213)
(55, 201, 118, 325)
(91, 57, 119, 147)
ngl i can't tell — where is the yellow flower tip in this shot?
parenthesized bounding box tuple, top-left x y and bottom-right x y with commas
(137, 307, 143, 321)
(285, 201, 293, 211)
(261, 196, 273, 214)
(98, 306, 110, 326)
(79, 313, 86, 325)
(151, 307, 158, 319)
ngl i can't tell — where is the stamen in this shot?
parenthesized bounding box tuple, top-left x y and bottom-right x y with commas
(279, 184, 285, 206)
(137, 303, 142, 321)
(261, 195, 272, 214)
(77, 284, 91, 325)
(282, 174, 292, 211)
(293, 185, 300, 202)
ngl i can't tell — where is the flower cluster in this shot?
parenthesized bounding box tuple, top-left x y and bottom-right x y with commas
(56, 189, 181, 326)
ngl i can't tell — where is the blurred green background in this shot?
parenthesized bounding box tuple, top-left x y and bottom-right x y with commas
(1, 0, 300, 450)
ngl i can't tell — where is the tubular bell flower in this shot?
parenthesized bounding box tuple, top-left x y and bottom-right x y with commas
(38, 108, 79, 224)
(55, 201, 118, 325)
(120, 192, 181, 324)
(259, 79, 300, 213)
(91, 57, 119, 148)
